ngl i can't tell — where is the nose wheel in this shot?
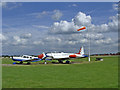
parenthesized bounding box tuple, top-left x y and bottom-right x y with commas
(66, 60, 70, 64)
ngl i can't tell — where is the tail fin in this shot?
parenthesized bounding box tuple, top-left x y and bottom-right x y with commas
(78, 46, 84, 55)
(38, 52, 46, 59)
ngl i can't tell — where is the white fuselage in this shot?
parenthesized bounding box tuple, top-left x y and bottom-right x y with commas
(46, 52, 84, 59)
(12, 55, 39, 61)
(46, 52, 73, 59)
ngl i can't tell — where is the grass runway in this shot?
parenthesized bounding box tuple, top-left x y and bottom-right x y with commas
(2, 56, 118, 88)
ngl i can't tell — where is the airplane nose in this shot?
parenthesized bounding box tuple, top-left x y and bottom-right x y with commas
(38, 54, 44, 59)
(69, 54, 76, 58)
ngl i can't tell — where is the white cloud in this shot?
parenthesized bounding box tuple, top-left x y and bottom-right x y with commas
(72, 4, 77, 7)
(113, 4, 118, 11)
(50, 12, 118, 34)
(33, 41, 44, 45)
(44, 36, 62, 43)
(13, 36, 28, 45)
(50, 20, 80, 34)
(84, 33, 104, 39)
(108, 14, 118, 32)
(2, 2, 22, 10)
(50, 12, 91, 34)
(65, 33, 105, 46)
(28, 11, 50, 18)
(52, 10, 63, 20)
(69, 4, 77, 7)
(20, 33, 32, 39)
(12, 33, 32, 45)
(28, 10, 62, 20)
(0, 2, 7, 8)
(33, 25, 50, 29)
(95, 37, 113, 45)
(0, 33, 7, 42)
(73, 12, 92, 26)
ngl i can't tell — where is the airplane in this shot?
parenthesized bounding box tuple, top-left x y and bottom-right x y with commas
(12, 55, 41, 64)
(38, 46, 88, 64)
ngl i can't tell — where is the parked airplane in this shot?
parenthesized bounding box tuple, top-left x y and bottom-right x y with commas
(12, 55, 40, 64)
(38, 46, 88, 63)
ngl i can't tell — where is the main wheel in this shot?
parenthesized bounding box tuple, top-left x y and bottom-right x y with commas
(20, 61, 23, 64)
(66, 60, 70, 64)
(59, 60, 63, 63)
(27, 62, 31, 64)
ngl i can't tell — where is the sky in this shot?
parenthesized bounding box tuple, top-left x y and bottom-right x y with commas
(1, 2, 118, 55)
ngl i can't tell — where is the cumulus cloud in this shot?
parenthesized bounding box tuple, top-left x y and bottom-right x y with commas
(20, 33, 32, 39)
(95, 37, 113, 45)
(50, 12, 92, 34)
(108, 15, 118, 32)
(50, 12, 118, 34)
(44, 36, 61, 43)
(33, 41, 44, 45)
(0, 33, 7, 42)
(52, 10, 63, 20)
(13, 36, 28, 45)
(84, 33, 104, 40)
(50, 21, 80, 34)
(64, 32, 108, 46)
(73, 12, 92, 26)
(1, 2, 22, 10)
(113, 3, 118, 11)
(12, 33, 32, 45)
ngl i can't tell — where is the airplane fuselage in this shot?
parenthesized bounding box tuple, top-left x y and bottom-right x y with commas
(12, 55, 39, 64)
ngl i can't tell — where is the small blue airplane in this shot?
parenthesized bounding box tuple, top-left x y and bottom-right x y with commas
(12, 55, 41, 64)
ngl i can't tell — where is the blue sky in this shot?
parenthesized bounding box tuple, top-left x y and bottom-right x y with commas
(2, 2, 118, 55)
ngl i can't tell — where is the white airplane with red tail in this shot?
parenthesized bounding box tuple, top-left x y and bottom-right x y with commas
(38, 46, 88, 63)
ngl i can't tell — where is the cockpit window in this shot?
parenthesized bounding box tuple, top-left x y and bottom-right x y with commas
(23, 56, 26, 58)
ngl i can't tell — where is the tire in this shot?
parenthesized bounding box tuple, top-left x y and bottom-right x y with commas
(66, 60, 70, 64)
(20, 61, 23, 64)
(59, 60, 63, 63)
(27, 62, 31, 64)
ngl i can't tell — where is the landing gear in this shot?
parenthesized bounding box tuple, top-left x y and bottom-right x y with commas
(66, 60, 70, 64)
(20, 61, 23, 64)
(59, 60, 63, 64)
(27, 61, 31, 64)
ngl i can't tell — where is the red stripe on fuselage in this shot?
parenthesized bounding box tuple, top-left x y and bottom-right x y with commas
(69, 54, 76, 58)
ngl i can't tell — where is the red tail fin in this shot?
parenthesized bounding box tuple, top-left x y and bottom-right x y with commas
(76, 47, 81, 54)
(76, 46, 84, 55)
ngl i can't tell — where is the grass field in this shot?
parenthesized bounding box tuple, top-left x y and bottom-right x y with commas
(2, 56, 118, 88)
